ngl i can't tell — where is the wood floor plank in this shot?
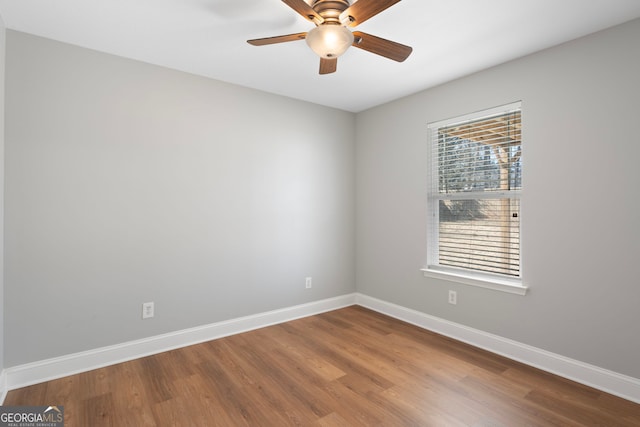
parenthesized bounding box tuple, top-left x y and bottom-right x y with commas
(524, 388, 640, 427)
(137, 356, 176, 404)
(212, 346, 312, 426)
(314, 411, 352, 426)
(216, 333, 323, 425)
(320, 380, 389, 426)
(3, 381, 49, 406)
(456, 373, 583, 427)
(380, 384, 470, 426)
(597, 392, 640, 421)
(195, 358, 263, 425)
(4, 306, 640, 426)
(232, 332, 334, 421)
(280, 319, 395, 393)
(77, 393, 116, 427)
(269, 325, 347, 382)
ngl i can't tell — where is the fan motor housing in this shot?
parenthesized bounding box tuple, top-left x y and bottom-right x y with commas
(312, 0, 350, 23)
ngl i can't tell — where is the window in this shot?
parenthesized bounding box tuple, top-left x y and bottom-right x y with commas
(424, 102, 526, 294)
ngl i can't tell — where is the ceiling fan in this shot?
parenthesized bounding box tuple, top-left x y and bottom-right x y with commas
(247, 0, 412, 74)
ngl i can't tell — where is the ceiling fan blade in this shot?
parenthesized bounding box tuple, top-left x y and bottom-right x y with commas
(340, 0, 401, 27)
(247, 32, 307, 46)
(282, 0, 324, 24)
(319, 57, 337, 74)
(352, 31, 412, 62)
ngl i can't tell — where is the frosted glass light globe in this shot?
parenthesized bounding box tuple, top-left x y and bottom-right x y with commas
(306, 25, 354, 59)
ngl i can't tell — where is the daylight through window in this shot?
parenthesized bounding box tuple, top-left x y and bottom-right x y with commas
(427, 103, 522, 282)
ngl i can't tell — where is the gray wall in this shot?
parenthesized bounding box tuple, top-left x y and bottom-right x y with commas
(0, 16, 5, 375)
(4, 31, 356, 366)
(356, 18, 640, 379)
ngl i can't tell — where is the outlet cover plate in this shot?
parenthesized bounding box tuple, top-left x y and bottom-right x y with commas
(142, 302, 154, 319)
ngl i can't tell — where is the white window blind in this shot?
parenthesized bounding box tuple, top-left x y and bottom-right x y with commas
(427, 102, 522, 281)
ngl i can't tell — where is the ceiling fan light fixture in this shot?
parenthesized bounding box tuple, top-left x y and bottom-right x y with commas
(247, 0, 413, 75)
(305, 24, 354, 59)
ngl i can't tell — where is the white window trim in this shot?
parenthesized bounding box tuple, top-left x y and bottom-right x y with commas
(428, 102, 522, 129)
(425, 101, 527, 296)
(421, 267, 528, 295)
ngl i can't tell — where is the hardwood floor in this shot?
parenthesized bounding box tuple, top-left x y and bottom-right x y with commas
(5, 306, 640, 426)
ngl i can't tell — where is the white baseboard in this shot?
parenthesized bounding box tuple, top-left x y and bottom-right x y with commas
(4, 292, 639, 405)
(355, 293, 640, 404)
(4, 293, 357, 391)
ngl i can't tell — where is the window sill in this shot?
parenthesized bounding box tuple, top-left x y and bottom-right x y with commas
(421, 268, 528, 295)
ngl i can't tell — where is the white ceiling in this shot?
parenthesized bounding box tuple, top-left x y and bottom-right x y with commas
(1, 0, 639, 112)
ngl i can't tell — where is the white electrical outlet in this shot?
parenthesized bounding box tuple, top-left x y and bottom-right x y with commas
(142, 302, 154, 319)
(305, 277, 312, 289)
(448, 290, 457, 305)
